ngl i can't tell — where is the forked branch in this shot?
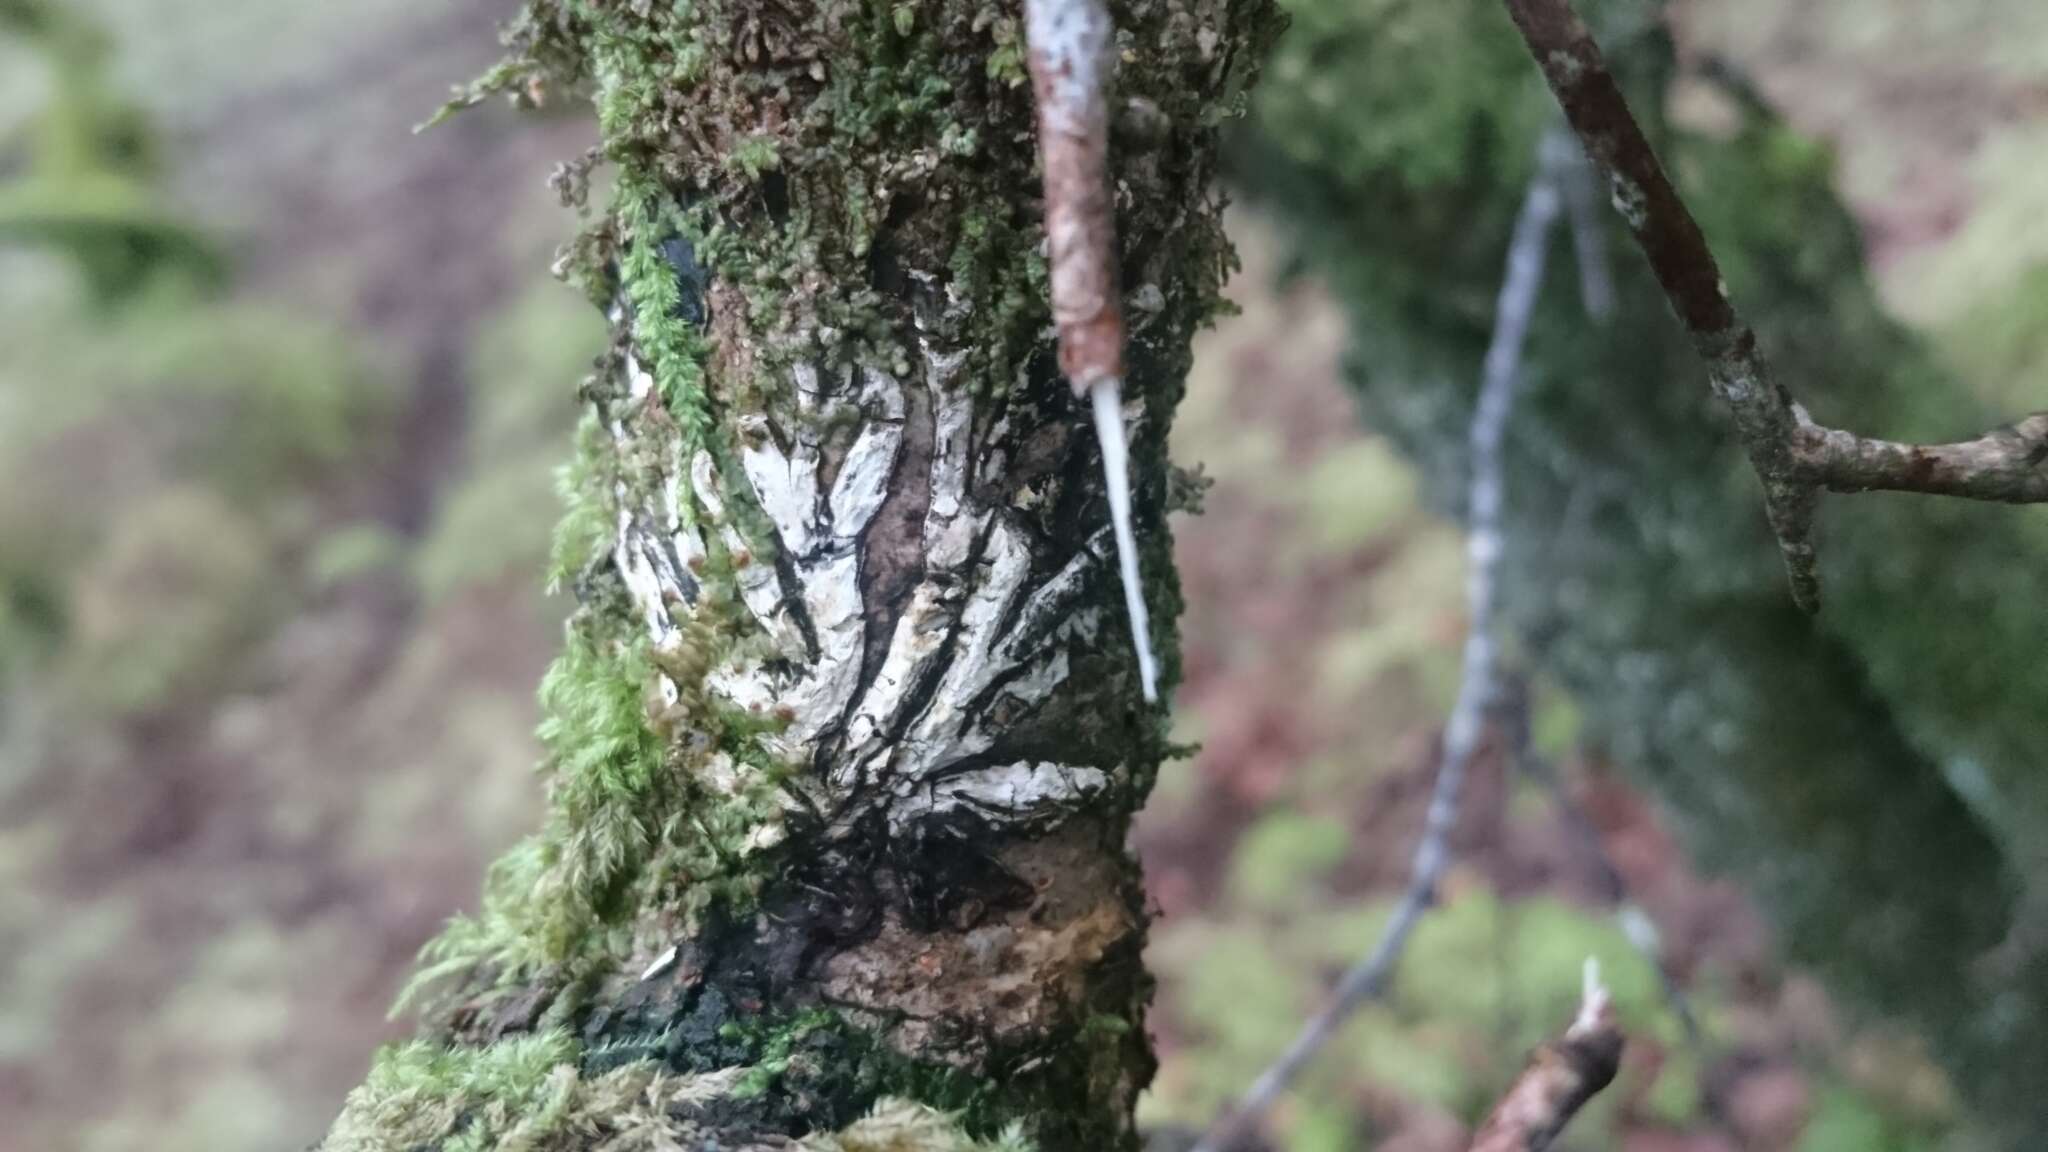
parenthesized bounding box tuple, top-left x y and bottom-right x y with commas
(1501, 0, 2048, 610)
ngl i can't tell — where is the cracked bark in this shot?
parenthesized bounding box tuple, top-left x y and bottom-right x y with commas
(327, 4, 1280, 1150)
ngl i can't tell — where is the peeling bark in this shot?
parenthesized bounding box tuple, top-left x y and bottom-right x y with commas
(328, 3, 1280, 1150)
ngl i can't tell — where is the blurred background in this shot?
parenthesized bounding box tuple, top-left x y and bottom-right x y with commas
(1, 2, 2043, 1151)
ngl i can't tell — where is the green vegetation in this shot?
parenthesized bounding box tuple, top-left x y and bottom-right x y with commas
(416, 283, 606, 602)
(15, 1, 2036, 1150)
(330, 1007, 1042, 1152)
(0, 0, 221, 298)
(326, 1031, 586, 1152)
(1236, 0, 2048, 1140)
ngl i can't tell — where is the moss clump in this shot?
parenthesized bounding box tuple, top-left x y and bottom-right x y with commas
(398, 623, 662, 1009)
(808, 1097, 1033, 1152)
(399, 601, 795, 1012)
(697, 1008, 1009, 1127)
(545, 409, 617, 595)
(616, 176, 716, 454)
(327, 1027, 1033, 1152)
(326, 1030, 585, 1152)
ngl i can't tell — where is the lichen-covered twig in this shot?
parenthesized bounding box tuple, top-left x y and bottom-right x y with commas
(1796, 414, 2048, 501)
(1501, 0, 2048, 611)
(1024, 0, 1160, 701)
(1466, 959, 1625, 1152)
(1189, 134, 1569, 1152)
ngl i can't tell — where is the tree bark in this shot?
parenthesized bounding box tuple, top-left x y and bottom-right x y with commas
(1237, 1, 2048, 1144)
(324, 2, 1278, 1150)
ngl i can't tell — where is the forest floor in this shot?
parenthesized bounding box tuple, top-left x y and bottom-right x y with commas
(0, 3, 2041, 1151)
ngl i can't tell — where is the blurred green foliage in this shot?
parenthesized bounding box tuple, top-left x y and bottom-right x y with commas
(0, 286, 396, 719)
(0, 8, 574, 1150)
(0, 0, 222, 298)
(0, 1, 392, 720)
(1235, 0, 2048, 1142)
(1150, 870, 1714, 1147)
(1227, 811, 1350, 908)
(413, 283, 605, 602)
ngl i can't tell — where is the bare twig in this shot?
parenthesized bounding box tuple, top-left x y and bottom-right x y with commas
(1537, 762, 1702, 1046)
(1556, 134, 1615, 322)
(1797, 414, 2048, 501)
(1467, 958, 1625, 1152)
(1190, 133, 1570, 1152)
(1500, 0, 2048, 611)
(1024, 0, 1159, 701)
(1497, 677, 1701, 1046)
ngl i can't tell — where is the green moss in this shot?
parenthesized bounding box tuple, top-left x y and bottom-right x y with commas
(326, 1033, 1035, 1152)
(813, 1097, 1034, 1152)
(617, 179, 714, 455)
(325, 1030, 584, 1152)
(399, 586, 800, 1012)
(545, 410, 616, 595)
(761, 1011, 1018, 1138)
(399, 622, 668, 1003)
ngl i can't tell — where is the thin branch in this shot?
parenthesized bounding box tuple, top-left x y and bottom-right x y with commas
(1024, 0, 1160, 701)
(1556, 133, 1615, 322)
(1497, 677, 1701, 1046)
(1466, 959, 1625, 1152)
(1796, 413, 2048, 501)
(1500, 0, 2048, 611)
(1025, 0, 1123, 395)
(1535, 761, 1702, 1046)
(1189, 133, 1570, 1152)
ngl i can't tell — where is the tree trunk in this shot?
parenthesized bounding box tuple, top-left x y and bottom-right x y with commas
(324, 2, 1278, 1150)
(1237, 1, 2048, 1142)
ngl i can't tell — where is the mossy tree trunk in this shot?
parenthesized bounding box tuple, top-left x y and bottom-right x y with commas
(325, 3, 1277, 1150)
(1239, 0, 2048, 1142)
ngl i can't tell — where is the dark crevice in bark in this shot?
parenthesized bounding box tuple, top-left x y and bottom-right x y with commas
(325, 2, 1283, 1148)
(849, 376, 935, 717)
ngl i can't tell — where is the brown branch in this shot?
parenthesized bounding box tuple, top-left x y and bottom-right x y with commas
(1501, 0, 2048, 610)
(1025, 0, 1124, 394)
(1467, 961, 1625, 1152)
(1797, 412, 2048, 502)
(1024, 0, 1160, 700)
